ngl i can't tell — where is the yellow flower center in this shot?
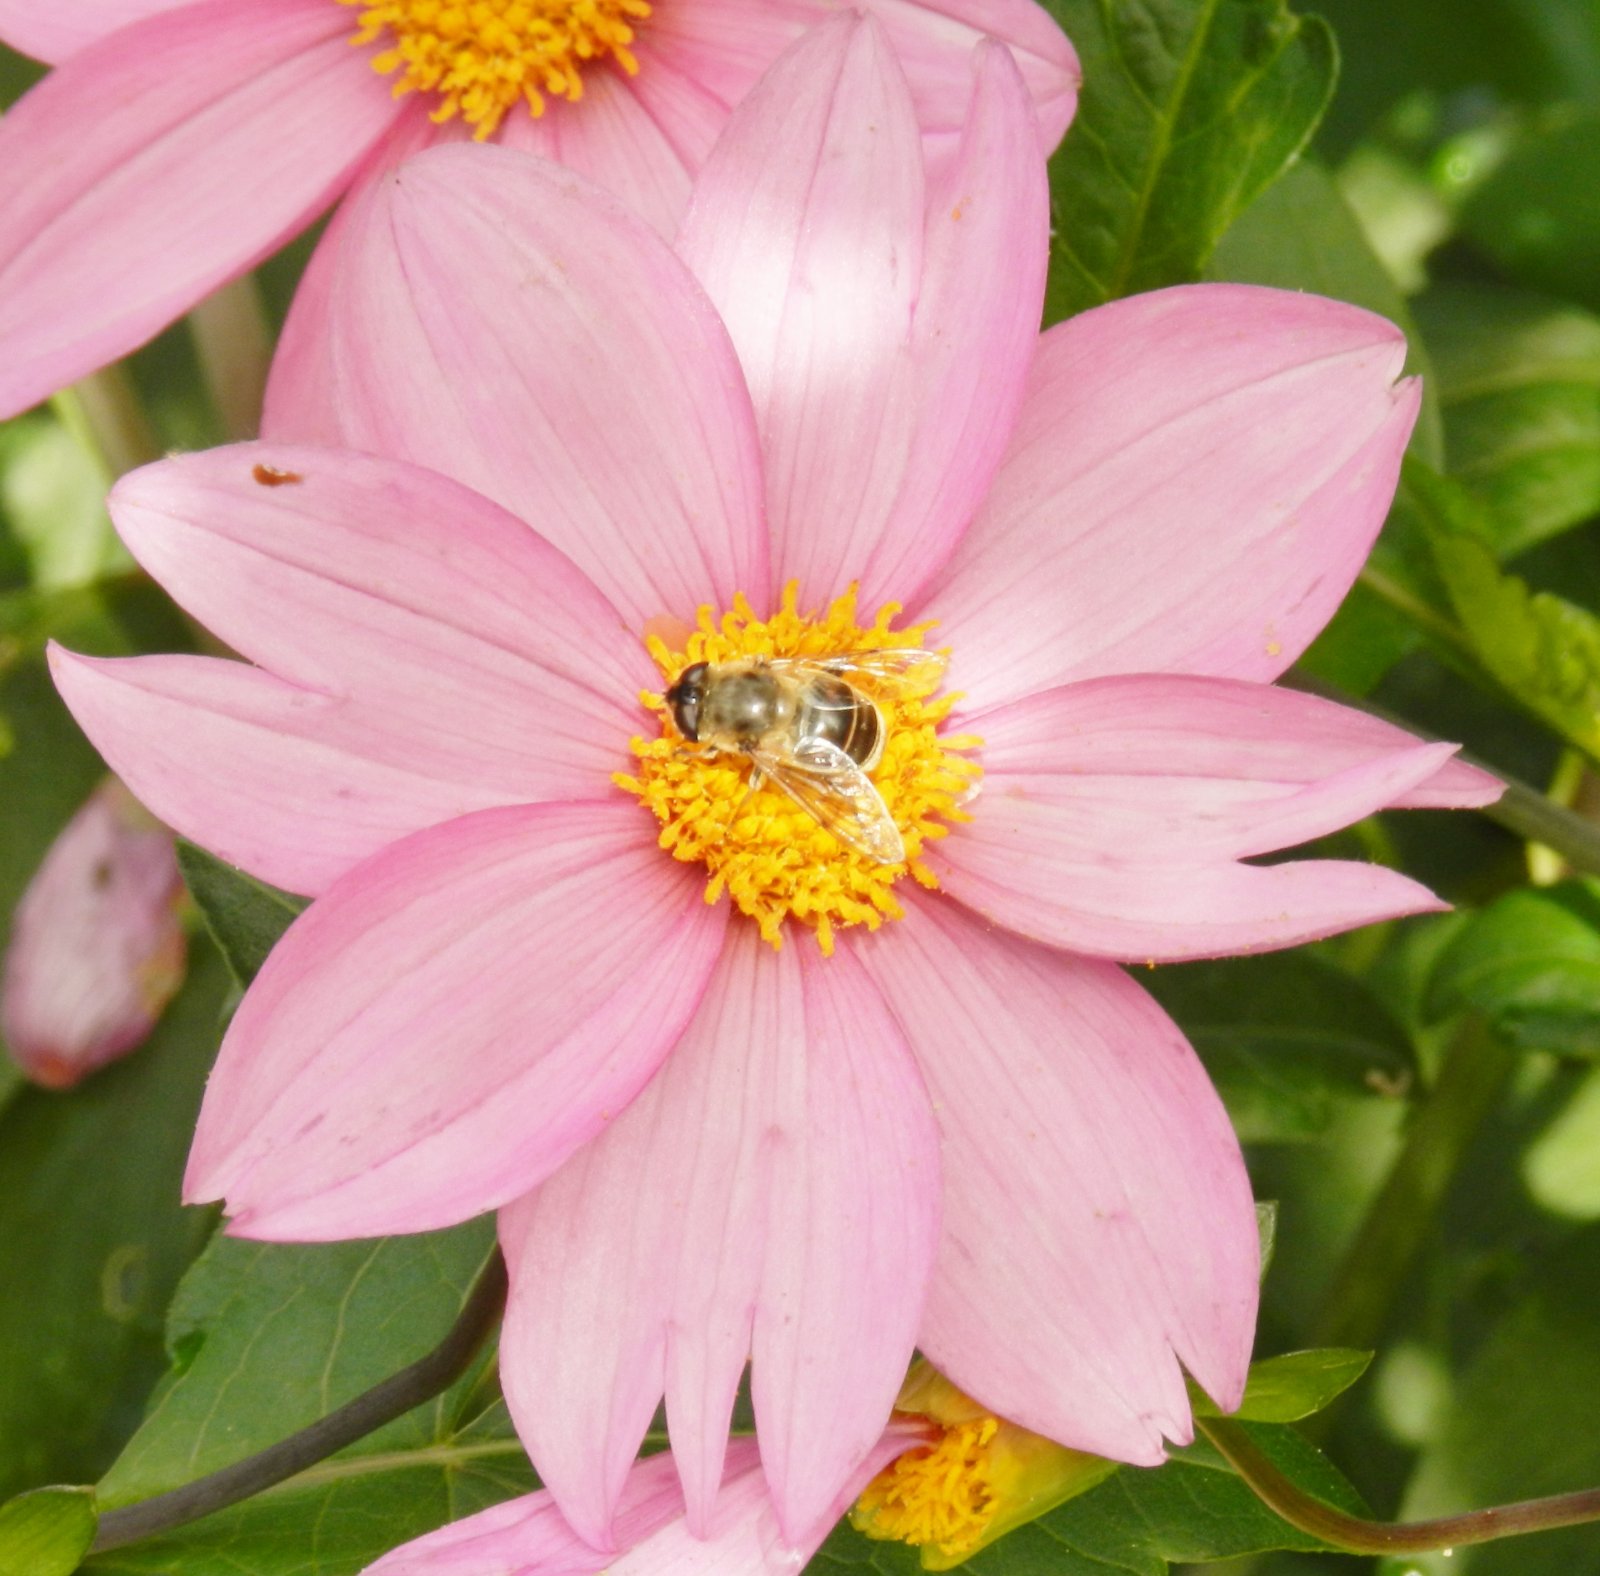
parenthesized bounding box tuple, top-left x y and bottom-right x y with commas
(616, 586, 980, 956)
(340, 0, 653, 138)
(854, 1418, 1004, 1561)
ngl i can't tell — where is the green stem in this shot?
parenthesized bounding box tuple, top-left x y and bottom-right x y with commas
(1198, 1415, 1600, 1555)
(186, 275, 272, 442)
(1287, 671, 1600, 879)
(1309, 1017, 1514, 1354)
(51, 366, 161, 480)
(89, 1251, 507, 1554)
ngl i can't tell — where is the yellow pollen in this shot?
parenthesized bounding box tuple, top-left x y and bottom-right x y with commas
(854, 1418, 1003, 1559)
(341, 0, 653, 138)
(615, 586, 981, 956)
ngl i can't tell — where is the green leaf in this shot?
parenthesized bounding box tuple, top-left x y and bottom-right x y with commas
(1462, 110, 1600, 315)
(1194, 1348, 1373, 1423)
(816, 1421, 1364, 1575)
(174, 843, 306, 991)
(0, 950, 226, 1499)
(0, 412, 125, 592)
(1415, 284, 1600, 557)
(0, 1487, 96, 1576)
(1144, 954, 1416, 1142)
(1041, 0, 1337, 321)
(1404, 456, 1600, 762)
(1383, 1223, 1600, 1576)
(1426, 880, 1600, 1053)
(98, 1221, 498, 1509)
(84, 1407, 529, 1576)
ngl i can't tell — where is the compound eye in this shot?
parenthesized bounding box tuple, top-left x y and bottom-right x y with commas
(666, 662, 708, 741)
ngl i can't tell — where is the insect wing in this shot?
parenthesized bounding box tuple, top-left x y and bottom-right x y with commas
(751, 739, 906, 865)
(767, 649, 946, 701)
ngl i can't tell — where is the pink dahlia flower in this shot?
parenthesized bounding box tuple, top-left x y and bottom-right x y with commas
(0, 0, 1077, 420)
(51, 16, 1498, 1552)
(2, 775, 186, 1089)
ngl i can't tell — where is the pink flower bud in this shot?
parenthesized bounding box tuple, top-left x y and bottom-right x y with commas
(2, 778, 186, 1089)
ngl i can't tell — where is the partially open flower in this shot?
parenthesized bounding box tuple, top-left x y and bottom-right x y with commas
(0, 0, 1077, 418)
(1, 776, 185, 1088)
(50, 15, 1499, 1553)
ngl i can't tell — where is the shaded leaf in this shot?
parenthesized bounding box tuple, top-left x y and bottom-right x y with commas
(1405, 457, 1600, 762)
(0, 1487, 96, 1576)
(98, 1221, 498, 1509)
(1427, 880, 1600, 1054)
(1416, 284, 1600, 557)
(1462, 110, 1600, 314)
(0, 950, 225, 1498)
(1383, 1224, 1600, 1575)
(174, 844, 305, 991)
(1041, 0, 1337, 321)
(1144, 954, 1416, 1142)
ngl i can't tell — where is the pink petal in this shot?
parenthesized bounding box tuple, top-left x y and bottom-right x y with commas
(0, 0, 186, 62)
(184, 802, 726, 1240)
(853, 39, 1050, 610)
(929, 673, 1471, 960)
(363, 1432, 918, 1576)
(641, 0, 1079, 157)
(678, 15, 925, 612)
(499, 929, 938, 1548)
(266, 140, 767, 630)
(921, 285, 1421, 713)
(496, 68, 695, 240)
(859, 0, 1080, 154)
(0, 0, 402, 419)
(53, 446, 653, 896)
(361, 1450, 688, 1576)
(1, 778, 185, 1089)
(854, 895, 1260, 1462)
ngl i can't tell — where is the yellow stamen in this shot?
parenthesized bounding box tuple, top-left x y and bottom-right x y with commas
(340, 0, 653, 139)
(616, 585, 980, 955)
(853, 1365, 1122, 1569)
(855, 1418, 1005, 1560)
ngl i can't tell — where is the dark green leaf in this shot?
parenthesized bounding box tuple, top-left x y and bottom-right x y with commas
(1383, 1223, 1600, 1576)
(1144, 954, 1415, 1142)
(1462, 110, 1600, 314)
(1427, 880, 1600, 1053)
(0, 1487, 96, 1576)
(1415, 284, 1600, 557)
(84, 1406, 530, 1576)
(98, 1221, 498, 1509)
(174, 843, 306, 990)
(1194, 1349, 1373, 1422)
(1041, 0, 1337, 321)
(0, 950, 226, 1498)
(817, 1422, 1362, 1575)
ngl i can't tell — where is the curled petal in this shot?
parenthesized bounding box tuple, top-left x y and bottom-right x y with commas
(923, 285, 1421, 711)
(0, 0, 400, 418)
(854, 894, 1260, 1465)
(186, 802, 725, 1240)
(1, 778, 184, 1088)
(500, 930, 938, 1547)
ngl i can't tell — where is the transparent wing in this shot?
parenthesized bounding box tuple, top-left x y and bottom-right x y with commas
(749, 738, 906, 865)
(767, 649, 946, 701)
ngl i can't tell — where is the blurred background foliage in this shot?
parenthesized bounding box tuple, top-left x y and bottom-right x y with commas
(5, 0, 1600, 1572)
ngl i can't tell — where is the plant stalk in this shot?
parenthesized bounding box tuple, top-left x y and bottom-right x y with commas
(1199, 1415, 1600, 1555)
(187, 276, 272, 442)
